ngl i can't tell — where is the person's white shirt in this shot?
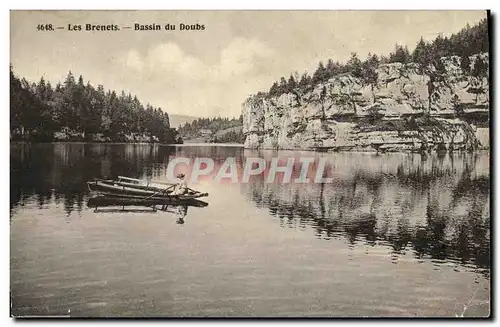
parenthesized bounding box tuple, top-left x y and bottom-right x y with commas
(172, 177, 187, 195)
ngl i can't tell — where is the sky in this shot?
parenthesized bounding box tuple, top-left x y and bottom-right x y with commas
(10, 10, 487, 118)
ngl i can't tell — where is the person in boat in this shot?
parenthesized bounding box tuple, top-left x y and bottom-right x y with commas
(171, 173, 188, 195)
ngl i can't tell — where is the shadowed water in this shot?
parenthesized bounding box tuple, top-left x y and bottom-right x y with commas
(10, 143, 490, 317)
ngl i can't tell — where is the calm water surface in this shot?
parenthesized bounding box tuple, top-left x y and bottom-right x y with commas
(10, 143, 490, 317)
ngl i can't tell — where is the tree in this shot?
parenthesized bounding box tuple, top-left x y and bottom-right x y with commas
(10, 66, 47, 138)
(269, 81, 279, 97)
(64, 71, 75, 89)
(279, 77, 288, 94)
(433, 58, 447, 77)
(36, 77, 47, 101)
(312, 61, 328, 85)
(430, 34, 454, 63)
(260, 18, 488, 100)
(460, 55, 471, 74)
(379, 55, 390, 64)
(10, 66, 179, 143)
(287, 74, 297, 91)
(298, 73, 312, 89)
(347, 52, 363, 78)
(389, 44, 411, 64)
(412, 37, 432, 70)
(471, 56, 488, 78)
(361, 53, 379, 85)
(10, 65, 26, 135)
(326, 59, 343, 79)
(74, 75, 88, 135)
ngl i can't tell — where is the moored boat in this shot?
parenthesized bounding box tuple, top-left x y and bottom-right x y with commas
(116, 176, 176, 190)
(87, 179, 173, 197)
(86, 176, 208, 199)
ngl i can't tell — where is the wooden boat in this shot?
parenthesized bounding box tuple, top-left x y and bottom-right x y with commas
(87, 176, 208, 200)
(117, 176, 174, 186)
(115, 176, 176, 191)
(87, 179, 171, 197)
(87, 195, 209, 209)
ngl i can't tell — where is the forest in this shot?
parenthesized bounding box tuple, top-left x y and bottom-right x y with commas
(10, 68, 181, 143)
(178, 116, 243, 135)
(209, 129, 246, 144)
(177, 116, 244, 143)
(266, 18, 489, 98)
(11, 18, 488, 144)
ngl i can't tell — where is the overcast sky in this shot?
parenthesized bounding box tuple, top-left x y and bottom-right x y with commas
(11, 10, 487, 118)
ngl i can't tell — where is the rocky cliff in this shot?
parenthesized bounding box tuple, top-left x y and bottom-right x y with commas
(242, 54, 489, 151)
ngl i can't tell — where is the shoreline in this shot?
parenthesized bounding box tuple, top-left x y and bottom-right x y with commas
(241, 146, 490, 152)
(10, 140, 244, 147)
(9, 141, 490, 153)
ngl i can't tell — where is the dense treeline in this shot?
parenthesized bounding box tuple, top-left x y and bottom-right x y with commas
(178, 115, 243, 135)
(177, 115, 245, 143)
(10, 68, 181, 143)
(209, 129, 246, 144)
(267, 18, 489, 97)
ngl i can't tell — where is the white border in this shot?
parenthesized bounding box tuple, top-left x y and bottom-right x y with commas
(3, 1, 498, 326)
(3, 1, 498, 10)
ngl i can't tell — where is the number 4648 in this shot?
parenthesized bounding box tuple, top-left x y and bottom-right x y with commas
(37, 24, 54, 31)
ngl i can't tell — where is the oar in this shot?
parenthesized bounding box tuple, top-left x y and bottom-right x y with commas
(138, 184, 176, 202)
(150, 180, 176, 187)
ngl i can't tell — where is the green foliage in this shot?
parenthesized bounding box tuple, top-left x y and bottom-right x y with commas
(471, 56, 488, 78)
(433, 58, 447, 75)
(347, 52, 363, 78)
(460, 55, 472, 74)
(287, 74, 297, 91)
(261, 18, 488, 98)
(448, 19, 489, 57)
(10, 67, 179, 143)
(389, 44, 411, 64)
(210, 129, 246, 144)
(298, 73, 312, 90)
(269, 81, 279, 97)
(412, 37, 432, 69)
(177, 115, 244, 141)
(312, 61, 329, 85)
(361, 53, 379, 85)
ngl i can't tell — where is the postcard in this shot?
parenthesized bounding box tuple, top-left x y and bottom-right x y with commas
(10, 10, 490, 318)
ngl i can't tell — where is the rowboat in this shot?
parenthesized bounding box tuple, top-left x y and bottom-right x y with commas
(116, 176, 176, 190)
(86, 176, 208, 199)
(87, 179, 173, 197)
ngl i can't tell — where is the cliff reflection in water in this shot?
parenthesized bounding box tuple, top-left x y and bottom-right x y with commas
(240, 151, 490, 275)
(11, 143, 490, 276)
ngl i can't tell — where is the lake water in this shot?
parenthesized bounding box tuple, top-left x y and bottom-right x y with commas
(10, 143, 490, 317)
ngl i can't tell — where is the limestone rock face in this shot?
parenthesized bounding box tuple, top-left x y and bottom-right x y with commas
(242, 54, 489, 151)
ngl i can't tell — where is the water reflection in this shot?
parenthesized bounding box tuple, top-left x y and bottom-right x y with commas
(90, 204, 191, 224)
(10, 143, 175, 216)
(239, 151, 490, 276)
(10, 143, 490, 276)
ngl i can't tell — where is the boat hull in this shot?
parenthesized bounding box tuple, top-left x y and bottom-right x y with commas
(87, 179, 208, 200)
(87, 180, 173, 197)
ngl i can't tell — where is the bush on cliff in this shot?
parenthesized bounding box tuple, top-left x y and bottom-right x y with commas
(266, 18, 488, 98)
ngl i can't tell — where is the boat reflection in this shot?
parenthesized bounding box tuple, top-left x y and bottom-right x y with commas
(87, 195, 207, 226)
